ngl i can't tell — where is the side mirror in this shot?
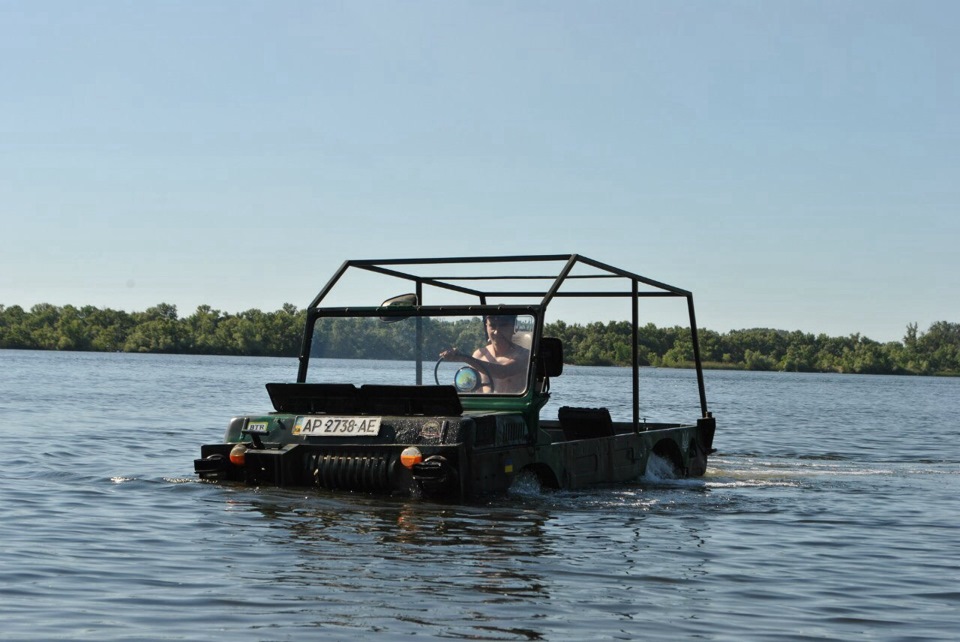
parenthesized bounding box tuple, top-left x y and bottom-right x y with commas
(537, 337, 564, 378)
(379, 293, 418, 323)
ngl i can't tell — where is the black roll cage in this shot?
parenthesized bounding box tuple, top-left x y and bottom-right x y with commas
(296, 254, 709, 424)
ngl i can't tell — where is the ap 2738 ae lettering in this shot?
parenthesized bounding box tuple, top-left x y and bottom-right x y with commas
(293, 416, 382, 437)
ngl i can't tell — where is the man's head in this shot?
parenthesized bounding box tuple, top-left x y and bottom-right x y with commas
(484, 315, 516, 341)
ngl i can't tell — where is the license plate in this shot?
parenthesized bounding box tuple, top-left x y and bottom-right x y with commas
(293, 416, 382, 437)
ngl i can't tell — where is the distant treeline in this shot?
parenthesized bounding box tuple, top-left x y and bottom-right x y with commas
(1, 303, 959, 376)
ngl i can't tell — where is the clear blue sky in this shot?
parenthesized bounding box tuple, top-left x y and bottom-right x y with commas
(2, 1, 957, 343)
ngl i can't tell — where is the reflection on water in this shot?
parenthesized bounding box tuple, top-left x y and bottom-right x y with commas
(214, 481, 718, 640)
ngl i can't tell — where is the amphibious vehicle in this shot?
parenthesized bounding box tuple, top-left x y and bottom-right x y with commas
(195, 254, 716, 499)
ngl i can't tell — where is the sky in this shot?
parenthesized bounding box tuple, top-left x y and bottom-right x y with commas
(1, 1, 957, 343)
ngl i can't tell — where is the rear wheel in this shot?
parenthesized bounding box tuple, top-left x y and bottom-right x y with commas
(514, 464, 559, 493)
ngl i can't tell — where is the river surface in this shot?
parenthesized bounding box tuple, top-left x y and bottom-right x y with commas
(1, 350, 957, 641)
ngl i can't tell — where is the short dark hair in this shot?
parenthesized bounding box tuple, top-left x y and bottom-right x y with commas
(484, 315, 516, 327)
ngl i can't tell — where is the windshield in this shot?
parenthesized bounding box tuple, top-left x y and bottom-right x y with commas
(304, 313, 535, 395)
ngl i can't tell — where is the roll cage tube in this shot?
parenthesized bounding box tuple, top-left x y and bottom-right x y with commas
(294, 254, 710, 418)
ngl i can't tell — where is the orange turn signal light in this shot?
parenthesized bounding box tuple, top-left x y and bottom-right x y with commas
(229, 444, 247, 466)
(400, 447, 423, 469)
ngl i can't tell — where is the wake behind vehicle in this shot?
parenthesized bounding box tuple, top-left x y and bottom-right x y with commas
(195, 254, 717, 499)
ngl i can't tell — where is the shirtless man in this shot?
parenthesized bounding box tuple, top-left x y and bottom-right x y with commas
(440, 315, 530, 393)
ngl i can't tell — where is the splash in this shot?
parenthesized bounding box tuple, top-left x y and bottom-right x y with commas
(643, 453, 680, 482)
(507, 470, 544, 498)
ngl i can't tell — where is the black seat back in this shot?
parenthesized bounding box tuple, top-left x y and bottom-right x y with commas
(558, 405, 614, 440)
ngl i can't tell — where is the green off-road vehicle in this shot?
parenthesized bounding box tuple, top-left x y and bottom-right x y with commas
(195, 254, 716, 499)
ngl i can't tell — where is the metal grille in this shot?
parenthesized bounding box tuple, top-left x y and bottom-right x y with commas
(305, 451, 395, 491)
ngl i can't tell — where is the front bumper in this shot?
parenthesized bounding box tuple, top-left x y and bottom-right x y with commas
(194, 443, 460, 497)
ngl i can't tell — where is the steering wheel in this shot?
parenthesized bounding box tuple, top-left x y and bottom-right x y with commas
(434, 356, 494, 392)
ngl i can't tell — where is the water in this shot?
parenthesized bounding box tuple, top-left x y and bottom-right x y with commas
(1, 350, 958, 641)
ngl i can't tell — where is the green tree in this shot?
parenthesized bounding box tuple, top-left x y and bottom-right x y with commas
(184, 305, 223, 354)
(124, 304, 183, 353)
(916, 321, 960, 374)
(27, 303, 61, 349)
(55, 305, 91, 351)
(0, 305, 32, 348)
(85, 306, 134, 352)
(264, 304, 305, 357)
(744, 348, 777, 371)
(662, 334, 695, 367)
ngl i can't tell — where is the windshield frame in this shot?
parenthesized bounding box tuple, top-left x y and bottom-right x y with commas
(297, 305, 544, 398)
